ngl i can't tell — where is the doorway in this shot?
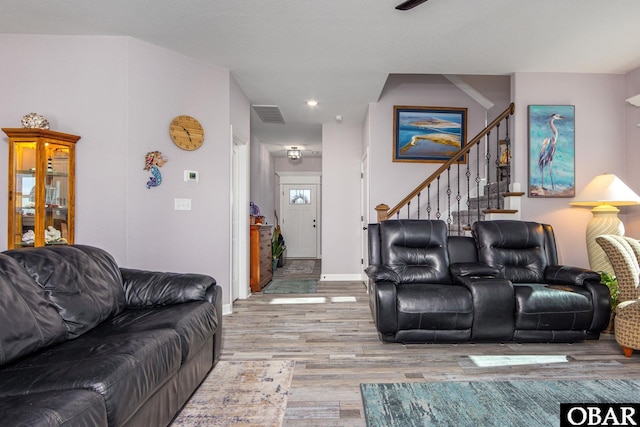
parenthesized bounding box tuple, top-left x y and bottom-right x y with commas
(278, 173, 321, 259)
(231, 132, 250, 311)
(360, 150, 370, 283)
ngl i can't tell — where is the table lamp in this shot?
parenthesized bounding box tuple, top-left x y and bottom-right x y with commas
(570, 173, 640, 274)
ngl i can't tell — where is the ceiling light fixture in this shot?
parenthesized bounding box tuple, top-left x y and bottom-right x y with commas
(287, 147, 302, 160)
(306, 100, 318, 107)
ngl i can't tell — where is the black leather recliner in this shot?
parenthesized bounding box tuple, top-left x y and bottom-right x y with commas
(366, 219, 610, 343)
(472, 220, 610, 342)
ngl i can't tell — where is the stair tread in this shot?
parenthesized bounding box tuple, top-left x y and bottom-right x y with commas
(483, 209, 518, 214)
(503, 191, 525, 197)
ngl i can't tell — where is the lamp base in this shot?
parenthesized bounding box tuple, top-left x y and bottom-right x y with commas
(586, 205, 624, 274)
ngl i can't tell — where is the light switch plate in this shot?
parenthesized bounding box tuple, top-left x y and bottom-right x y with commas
(174, 198, 191, 210)
(184, 170, 199, 183)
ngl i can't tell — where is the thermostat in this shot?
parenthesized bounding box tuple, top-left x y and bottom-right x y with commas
(184, 170, 199, 183)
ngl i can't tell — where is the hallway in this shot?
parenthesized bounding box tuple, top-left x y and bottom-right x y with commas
(271, 258, 322, 282)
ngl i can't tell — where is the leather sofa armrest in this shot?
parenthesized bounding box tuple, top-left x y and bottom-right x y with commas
(365, 265, 401, 284)
(544, 265, 600, 287)
(457, 276, 515, 340)
(120, 268, 217, 307)
(370, 280, 398, 337)
(450, 262, 500, 281)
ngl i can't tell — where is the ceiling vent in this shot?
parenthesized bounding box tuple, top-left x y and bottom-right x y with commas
(252, 105, 285, 124)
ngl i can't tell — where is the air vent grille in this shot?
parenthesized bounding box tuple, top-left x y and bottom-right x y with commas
(252, 105, 285, 124)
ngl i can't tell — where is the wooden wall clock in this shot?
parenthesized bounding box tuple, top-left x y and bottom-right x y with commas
(169, 115, 205, 151)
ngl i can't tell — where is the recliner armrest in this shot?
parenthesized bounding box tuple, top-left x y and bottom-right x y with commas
(365, 265, 401, 284)
(120, 268, 217, 307)
(457, 276, 514, 340)
(544, 265, 600, 287)
(450, 262, 500, 279)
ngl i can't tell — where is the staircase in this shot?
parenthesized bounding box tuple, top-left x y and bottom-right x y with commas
(375, 103, 523, 234)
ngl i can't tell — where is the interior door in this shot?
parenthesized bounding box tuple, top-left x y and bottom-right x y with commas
(281, 184, 318, 258)
(231, 143, 239, 301)
(361, 153, 370, 282)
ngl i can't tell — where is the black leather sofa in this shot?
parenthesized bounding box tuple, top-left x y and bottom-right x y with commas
(366, 220, 610, 343)
(0, 245, 222, 427)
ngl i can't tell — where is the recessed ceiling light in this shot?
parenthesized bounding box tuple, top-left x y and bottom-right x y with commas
(306, 100, 318, 107)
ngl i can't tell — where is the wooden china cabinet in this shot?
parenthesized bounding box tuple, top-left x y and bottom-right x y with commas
(3, 128, 80, 249)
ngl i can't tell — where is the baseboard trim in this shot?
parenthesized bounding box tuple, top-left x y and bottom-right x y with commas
(222, 304, 233, 316)
(320, 274, 363, 282)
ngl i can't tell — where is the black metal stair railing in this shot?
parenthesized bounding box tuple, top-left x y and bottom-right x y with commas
(375, 103, 516, 234)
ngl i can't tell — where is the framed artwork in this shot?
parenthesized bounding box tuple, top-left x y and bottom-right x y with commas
(393, 106, 467, 163)
(528, 105, 575, 198)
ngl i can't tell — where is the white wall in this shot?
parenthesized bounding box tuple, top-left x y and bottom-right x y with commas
(125, 39, 232, 291)
(274, 156, 322, 173)
(321, 124, 362, 278)
(512, 72, 628, 268)
(0, 34, 243, 306)
(250, 136, 275, 225)
(624, 66, 640, 238)
(368, 75, 490, 221)
(0, 35, 130, 260)
(231, 76, 251, 145)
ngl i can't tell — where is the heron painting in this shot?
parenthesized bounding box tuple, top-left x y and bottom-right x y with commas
(528, 105, 575, 197)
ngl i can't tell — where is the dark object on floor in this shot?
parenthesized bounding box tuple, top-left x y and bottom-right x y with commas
(0, 244, 222, 427)
(365, 220, 610, 343)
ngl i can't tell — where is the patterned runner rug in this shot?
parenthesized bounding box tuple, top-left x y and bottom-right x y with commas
(283, 259, 316, 274)
(361, 379, 640, 427)
(171, 360, 295, 426)
(263, 279, 318, 294)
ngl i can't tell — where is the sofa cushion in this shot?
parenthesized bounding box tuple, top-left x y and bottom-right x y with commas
(473, 221, 548, 283)
(514, 283, 594, 330)
(0, 329, 181, 427)
(87, 302, 218, 363)
(380, 220, 450, 284)
(396, 283, 473, 330)
(0, 389, 107, 427)
(0, 254, 67, 366)
(3, 245, 127, 338)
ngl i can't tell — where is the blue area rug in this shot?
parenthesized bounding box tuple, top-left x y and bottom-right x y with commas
(263, 279, 317, 294)
(361, 379, 640, 427)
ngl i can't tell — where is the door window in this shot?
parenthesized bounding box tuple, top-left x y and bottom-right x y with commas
(289, 189, 310, 205)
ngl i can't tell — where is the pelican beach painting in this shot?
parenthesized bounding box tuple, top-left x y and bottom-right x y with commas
(528, 105, 575, 198)
(393, 106, 467, 163)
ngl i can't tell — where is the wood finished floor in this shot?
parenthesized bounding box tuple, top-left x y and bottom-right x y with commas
(221, 260, 640, 426)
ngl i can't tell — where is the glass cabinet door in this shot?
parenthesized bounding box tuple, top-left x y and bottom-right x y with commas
(11, 141, 37, 248)
(43, 141, 71, 245)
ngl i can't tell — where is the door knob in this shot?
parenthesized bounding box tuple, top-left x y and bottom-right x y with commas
(363, 226, 368, 230)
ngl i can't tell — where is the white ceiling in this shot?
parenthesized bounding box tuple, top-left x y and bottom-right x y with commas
(2, 0, 640, 157)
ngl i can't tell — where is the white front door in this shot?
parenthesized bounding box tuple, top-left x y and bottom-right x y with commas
(281, 184, 318, 258)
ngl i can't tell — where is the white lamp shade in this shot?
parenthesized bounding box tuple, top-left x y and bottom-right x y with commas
(569, 174, 640, 207)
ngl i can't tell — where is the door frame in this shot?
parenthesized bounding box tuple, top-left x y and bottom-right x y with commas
(360, 149, 370, 283)
(230, 130, 250, 315)
(276, 171, 322, 259)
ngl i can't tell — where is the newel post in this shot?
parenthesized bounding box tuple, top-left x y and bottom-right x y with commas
(375, 204, 390, 223)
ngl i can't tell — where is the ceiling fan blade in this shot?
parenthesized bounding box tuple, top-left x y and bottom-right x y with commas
(395, 0, 429, 10)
